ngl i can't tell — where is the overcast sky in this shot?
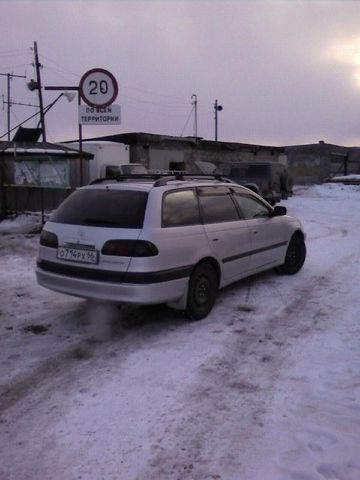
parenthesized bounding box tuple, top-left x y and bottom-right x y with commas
(1, 0, 360, 146)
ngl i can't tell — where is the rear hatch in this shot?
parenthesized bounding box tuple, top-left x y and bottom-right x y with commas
(40, 186, 148, 274)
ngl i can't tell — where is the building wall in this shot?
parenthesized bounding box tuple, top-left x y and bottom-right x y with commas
(285, 142, 360, 183)
(129, 138, 284, 174)
(286, 152, 329, 183)
(127, 135, 360, 183)
(0, 154, 90, 214)
(188, 147, 280, 167)
(3, 185, 75, 215)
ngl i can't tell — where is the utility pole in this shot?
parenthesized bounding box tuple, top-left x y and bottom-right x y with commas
(0, 72, 26, 140)
(6, 74, 10, 141)
(33, 41, 46, 142)
(191, 94, 198, 138)
(214, 99, 223, 141)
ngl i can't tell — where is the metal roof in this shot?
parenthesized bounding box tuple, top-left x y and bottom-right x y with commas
(66, 132, 284, 153)
(0, 141, 93, 159)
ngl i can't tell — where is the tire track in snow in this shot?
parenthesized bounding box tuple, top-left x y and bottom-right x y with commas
(133, 248, 357, 480)
(0, 303, 185, 415)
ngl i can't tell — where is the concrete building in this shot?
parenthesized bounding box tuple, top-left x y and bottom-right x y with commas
(285, 141, 360, 184)
(83, 132, 287, 174)
(85, 133, 360, 183)
(3, 129, 360, 218)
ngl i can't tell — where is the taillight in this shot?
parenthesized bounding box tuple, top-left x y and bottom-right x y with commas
(40, 230, 58, 248)
(101, 240, 158, 257)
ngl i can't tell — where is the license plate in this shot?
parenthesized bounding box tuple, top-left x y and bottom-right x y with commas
(57, 246, 99, 264)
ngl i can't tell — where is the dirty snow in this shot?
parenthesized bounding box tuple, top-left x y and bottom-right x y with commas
(0, 183, 359, 480)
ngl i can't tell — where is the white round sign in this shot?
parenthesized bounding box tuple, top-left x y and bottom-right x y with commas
(79, 68, 118, 108)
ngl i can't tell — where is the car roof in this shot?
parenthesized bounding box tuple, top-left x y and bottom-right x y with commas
(83, 174, 247, 193)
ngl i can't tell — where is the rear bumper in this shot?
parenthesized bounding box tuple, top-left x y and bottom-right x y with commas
(35, 263, 189, 305)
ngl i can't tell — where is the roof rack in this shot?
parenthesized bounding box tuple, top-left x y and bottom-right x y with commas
(88, 173, 235, 186)
(153, 173, 234, 186)
(89, 174, 165, 185)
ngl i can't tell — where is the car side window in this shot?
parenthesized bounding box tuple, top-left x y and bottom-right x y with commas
(234, 193, 270, 220)
(198, 186, 240, 224)
(162, 189, 200, 227)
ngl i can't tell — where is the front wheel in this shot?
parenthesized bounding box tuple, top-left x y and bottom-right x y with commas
(276, 234, 306, 275)
(186, 262, 218, 320)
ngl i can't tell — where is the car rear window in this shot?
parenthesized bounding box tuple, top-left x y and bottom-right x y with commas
(50, 189, 148, 228)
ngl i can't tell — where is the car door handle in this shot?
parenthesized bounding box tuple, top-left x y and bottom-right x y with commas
(212, 238, 219, 242)
(253, 231, 258, 234)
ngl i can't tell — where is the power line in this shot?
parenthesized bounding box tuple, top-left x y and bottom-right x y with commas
(0, 94, 65, 140)
(122, 103, 190, 118)
(0, 49, 27, 57)
(122, 84, 186, 102)
(123, 95, 188, 110)
(180, 105, 195, 137)
(43, 65, 79, 83)
(0, 71, 27, 140)
(0, 63, 30, 70)
(39, 52, 80, 78)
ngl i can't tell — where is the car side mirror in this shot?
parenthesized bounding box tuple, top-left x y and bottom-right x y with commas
(271, 205, 287, 217)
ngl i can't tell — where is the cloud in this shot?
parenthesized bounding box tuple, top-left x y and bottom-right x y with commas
(2, 1, 360, 145)
(327, 35, 360, 87)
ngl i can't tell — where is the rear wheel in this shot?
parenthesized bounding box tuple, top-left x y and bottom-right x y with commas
(186, 262, 218, 320)
(276, 234, 306, 275)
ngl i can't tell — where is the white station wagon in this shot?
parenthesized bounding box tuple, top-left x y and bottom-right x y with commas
(36, 175, 306, 319)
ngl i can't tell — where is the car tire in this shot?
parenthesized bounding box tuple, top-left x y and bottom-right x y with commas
(186, 262, 218, 320)
(276, 233, 306, 275)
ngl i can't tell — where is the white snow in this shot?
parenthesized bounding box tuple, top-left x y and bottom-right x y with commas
(0, 213, 43, 234)
(0, 183, 360, 480)
(328, 174, 360, 183)
(3, 148, 70, 155)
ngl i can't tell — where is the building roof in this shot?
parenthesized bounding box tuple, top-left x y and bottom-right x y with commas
(0, 141, 93, 159)
(73, 132, 285, 153)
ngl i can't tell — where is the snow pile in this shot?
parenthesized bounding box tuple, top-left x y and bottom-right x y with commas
(0, 213, 43, 234)
(326, 174, 360, 185)
(330, 174, 360, 181)
(295, 182, 360, 199)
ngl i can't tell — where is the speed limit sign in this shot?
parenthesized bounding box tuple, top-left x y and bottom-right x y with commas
(79, 68, 118, 108)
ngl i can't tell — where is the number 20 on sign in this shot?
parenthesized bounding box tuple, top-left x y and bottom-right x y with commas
(79, 68, 118, 108)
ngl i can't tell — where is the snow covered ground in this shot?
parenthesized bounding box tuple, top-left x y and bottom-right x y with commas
(0, 183, 359, 480)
